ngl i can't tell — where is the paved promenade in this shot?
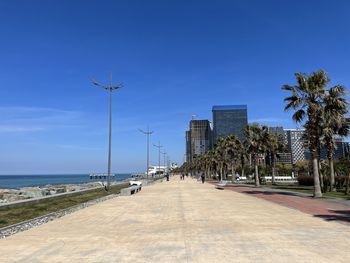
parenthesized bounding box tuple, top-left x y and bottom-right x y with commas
(225, 184, 350, 225)
(1, 177, 350, 262)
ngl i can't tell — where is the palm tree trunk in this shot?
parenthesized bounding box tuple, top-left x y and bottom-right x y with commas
(312, 157, 322, 198)
(255, 156, 260, 187)
(271, 154, 276, 185)
(241, 156, 245, 177)
(220, 164, 223, 181)
(308, 114, 322, 197)
(329, 156, 336, 192)
(231, 163, 235, 183)
(318, 160, 324, 192)
(255, 164, 260, 187)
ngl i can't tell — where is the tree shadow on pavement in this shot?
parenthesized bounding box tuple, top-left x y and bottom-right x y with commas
(226, 185, 254, 188)
(314, 210, 350, 224)
(240, 190, 306, 197)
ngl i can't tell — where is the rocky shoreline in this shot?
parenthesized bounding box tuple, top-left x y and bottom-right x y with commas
(0, 181, 108, 204)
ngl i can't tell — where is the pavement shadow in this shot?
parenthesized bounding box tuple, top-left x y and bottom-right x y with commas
(226, 185, 254, 188)
(314, 210, 350, 224)
(240, 190, 305, 197)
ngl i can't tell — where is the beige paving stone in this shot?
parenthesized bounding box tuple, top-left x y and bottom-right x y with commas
(1, 177, 350, 262)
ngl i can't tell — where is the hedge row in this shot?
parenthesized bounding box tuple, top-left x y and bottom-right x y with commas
(297, 175, 348, 186)
(297, 176, 314, 186)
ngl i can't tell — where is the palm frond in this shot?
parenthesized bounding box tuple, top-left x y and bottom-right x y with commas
(329, 85, 347, 97)
(292, 109, 306, 123)
(282, 85, 295, 91)
(284, 97, 303, 110)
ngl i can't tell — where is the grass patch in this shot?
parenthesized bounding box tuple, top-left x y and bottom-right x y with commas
(0, 219, 8, 225)
(0, 183, 128, 228)
(263, 184, 350, 200)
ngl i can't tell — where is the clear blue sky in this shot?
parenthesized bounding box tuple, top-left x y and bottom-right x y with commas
(1, 0, 350, 174)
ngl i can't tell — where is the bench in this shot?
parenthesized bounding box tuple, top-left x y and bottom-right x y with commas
(129, 180, 142, 186)
(120, 185, 142, 196)
(215, 180, 228, 190)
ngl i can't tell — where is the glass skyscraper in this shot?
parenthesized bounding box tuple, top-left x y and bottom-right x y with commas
(212, 105, 248, 144)
(185, 120, 212, 163)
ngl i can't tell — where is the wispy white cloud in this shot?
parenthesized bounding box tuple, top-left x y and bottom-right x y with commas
(56, 144, 102, 151)
(0, 106, 83, 133)
(0, 125, 46, 133)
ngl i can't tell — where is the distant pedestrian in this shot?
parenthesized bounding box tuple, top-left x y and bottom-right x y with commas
(201, 175, 205, 184)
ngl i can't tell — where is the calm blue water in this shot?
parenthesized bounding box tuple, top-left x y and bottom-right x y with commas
(0, 174, 132, 189)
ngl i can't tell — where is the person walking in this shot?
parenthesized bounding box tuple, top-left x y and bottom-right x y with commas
(201, 174, 205, 184)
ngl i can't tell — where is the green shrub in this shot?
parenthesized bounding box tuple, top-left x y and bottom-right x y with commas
(335, 176, 347, 189)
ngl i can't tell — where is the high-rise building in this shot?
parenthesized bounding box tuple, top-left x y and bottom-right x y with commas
(335, 140, 350, 159)
(285, 129, 309, 164)
(212, 105, 248, 144)
(281, 129, 349, 164)
(320, 136, 350, 160)
(185, 131, 192, 163)
(268, 126, 285, 137)
(266, 126, 292, 165)
(185, 120, 212, 162)
(275, 152, 293, 165)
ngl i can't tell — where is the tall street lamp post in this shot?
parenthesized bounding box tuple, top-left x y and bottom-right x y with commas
(161, 152, 167, 173)
(92, 73, 123, 190)
(139, 127, 153, 178)
(153, 142, 163, 177)
(167, 155, 170, 173)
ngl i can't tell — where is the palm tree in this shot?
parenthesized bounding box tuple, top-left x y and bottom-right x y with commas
(282, 70, 328, 198)
(266, 133, 287, 185)
(223, 135, 242, 182)
(214, 137, 227, 181)
(322, 85, 350, 191)
(207, 150, 218, 179)
(204, 150, 215, 179)
(240, 140, 249, 178)
(193, 155, 203, 177)
(201, 152, 210, 179)
(244, 124, 268, 187)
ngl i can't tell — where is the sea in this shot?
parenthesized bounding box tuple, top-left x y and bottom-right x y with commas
(0, 174, 132, 189)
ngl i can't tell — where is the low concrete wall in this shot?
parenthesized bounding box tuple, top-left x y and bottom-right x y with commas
(0, 183, 126, 210)
(0, 177, 165, 210)
(0, 192, 121, 238)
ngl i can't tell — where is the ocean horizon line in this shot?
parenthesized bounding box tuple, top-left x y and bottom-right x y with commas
(0, 173, 136, 176)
